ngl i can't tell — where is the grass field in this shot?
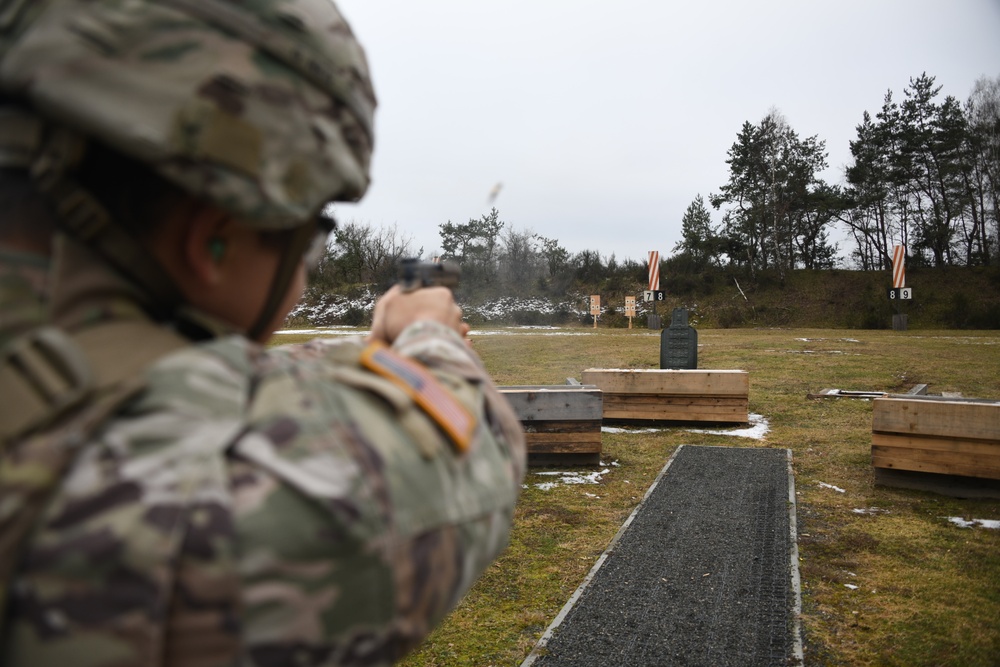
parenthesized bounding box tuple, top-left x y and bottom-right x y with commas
(272, 326, 1000, 666)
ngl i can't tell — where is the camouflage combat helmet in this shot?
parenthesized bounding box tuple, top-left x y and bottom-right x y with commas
(0, 0, 376, 229)
(0, 0, 377, 339)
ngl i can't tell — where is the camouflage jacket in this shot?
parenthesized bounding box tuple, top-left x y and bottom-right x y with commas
(0, 245, 526, 667)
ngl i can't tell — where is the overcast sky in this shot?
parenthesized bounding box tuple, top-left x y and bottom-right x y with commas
(332, 0, 1000, 265)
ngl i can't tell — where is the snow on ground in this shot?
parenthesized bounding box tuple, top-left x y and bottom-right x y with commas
(601, 414, 770, 440)
(289, 293, 590, 326)
(469, 329, 601, 337)
(464, 297, 580, 320)
(528, 467, 614, 491)
(602, 426, 665, 434)
(944, 517, 1000, 529)
(273, 327, 361, 336)
(817, 482, 846, 493)
(276, 324, 661, 338)
(686, 413, 770, 440)
(288, 292, 708, 328)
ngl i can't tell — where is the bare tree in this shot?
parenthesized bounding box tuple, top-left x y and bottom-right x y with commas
(311, 221, 419, 290)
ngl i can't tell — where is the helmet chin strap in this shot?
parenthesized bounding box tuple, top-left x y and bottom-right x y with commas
(12, 107, 313, 342)
(27, 121, 186, 325)
(246, 223, 314, 342)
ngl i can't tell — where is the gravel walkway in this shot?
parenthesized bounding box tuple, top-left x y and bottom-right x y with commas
(523, 445, 802, 667)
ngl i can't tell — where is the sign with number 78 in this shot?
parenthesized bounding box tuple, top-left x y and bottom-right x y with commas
(643, 290, 666, 302)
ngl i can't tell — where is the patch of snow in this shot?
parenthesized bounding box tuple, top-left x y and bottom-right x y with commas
(463, 296, 582, 321)
(601, 426, 664, 434)
(844, 584, 859, 590)
(288, 286, 379, 323)
(818, 482, 846, 493)
(531, 468, 611, 490)
(852, 508, 889, 515)
(469, 329, 596, 337)
(944, 517, 1000, 530)
(275, 327, 360, 336)
(686, 413, 770, 440)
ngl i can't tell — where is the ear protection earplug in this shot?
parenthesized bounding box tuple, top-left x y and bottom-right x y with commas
(209, 239, 226, 262)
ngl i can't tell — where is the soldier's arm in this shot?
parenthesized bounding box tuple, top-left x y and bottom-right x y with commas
(233, 322, 525, 664)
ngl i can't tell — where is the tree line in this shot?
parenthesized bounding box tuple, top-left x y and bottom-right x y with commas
(308, 207, 632, 302)
(679, 72, 1000, 276)
(308, 72, 999, 304)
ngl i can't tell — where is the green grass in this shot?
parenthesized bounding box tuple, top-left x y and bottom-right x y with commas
(269, 326, 1000, 666)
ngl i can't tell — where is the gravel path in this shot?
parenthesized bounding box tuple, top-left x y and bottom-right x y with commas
(523, 445, 801, 667)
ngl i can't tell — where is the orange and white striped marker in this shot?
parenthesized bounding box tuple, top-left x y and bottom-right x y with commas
(892, 245, 905, 289)
(648, 251, 660, 291)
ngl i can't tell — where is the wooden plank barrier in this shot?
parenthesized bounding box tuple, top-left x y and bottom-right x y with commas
(872, 396, 1000, 484)
(580, 369, 749, 424)
(500, 385, 603, 465)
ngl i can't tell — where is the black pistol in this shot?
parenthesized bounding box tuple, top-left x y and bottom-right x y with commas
(397, 258, 461, 293)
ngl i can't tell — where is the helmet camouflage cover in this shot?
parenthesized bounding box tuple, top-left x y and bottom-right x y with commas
(0, 0, 376, 229)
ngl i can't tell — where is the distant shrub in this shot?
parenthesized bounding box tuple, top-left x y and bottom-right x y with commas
(511, 310, 544, 326)
(464, 311, 488, 326)
(599, 306, 630, 328)
(975, 304, 1000, 329)
(282, 313, 312, 329)
(946, 293, 972, 328)
(947, 292, 1000, 329)
(553, 307, 577, 324)
(665, 274, 698, 296)
(716, 304, 748, 329)
(701, 272, 718, 293)
(341, 305, 370, 327)
(754, 304, 792, 326)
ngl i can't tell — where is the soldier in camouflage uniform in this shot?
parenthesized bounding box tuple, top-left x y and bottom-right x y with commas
(0, 2, 526, 666)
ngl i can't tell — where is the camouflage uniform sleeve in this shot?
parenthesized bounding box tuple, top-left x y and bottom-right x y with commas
(0, 338, 252, 667)
(230, 322, 525, 666)
(391, 320, 526, 478)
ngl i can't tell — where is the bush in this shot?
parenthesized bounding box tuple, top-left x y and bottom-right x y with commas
(341, 305, 370, 327)
(947, 293, 972, 328)
(511, 310, 544, 326)
(974, 304, 1000, 329)
(716, 304, 748, 329)
(948, 293, 1000, 329)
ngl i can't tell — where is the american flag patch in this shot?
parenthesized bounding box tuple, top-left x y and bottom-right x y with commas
(360, 343, 475, 452)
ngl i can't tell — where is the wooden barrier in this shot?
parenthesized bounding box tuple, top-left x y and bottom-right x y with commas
(500, 385, 603, 465)
(872, 396, 1000, 494)
(580, 369, 749, 424)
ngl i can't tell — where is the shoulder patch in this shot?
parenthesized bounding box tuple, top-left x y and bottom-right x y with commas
(360, 342, 475, 453)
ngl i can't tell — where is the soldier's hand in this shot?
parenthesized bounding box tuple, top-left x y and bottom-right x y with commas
(369, 285, 466, 345)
